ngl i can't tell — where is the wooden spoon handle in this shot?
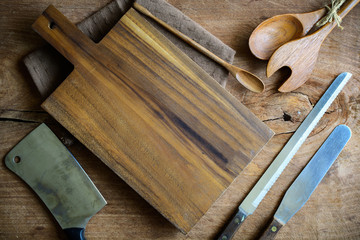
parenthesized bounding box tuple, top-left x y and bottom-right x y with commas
(132, 2, 228, 68)
(338, 0, 359, 18)
(133, 3, 265, 93)
(317, 0, 359, 37)
(293, 8, 326, 35)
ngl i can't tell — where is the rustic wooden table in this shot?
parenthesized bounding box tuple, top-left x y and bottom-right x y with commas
(0, 0, 359, 239)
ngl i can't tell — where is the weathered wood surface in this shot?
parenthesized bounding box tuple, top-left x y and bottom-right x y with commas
(33, 5, 272, 233)
(0, 0, 359, 239)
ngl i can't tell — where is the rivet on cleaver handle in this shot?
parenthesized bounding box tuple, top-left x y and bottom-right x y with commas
(5, 123, 107, 240)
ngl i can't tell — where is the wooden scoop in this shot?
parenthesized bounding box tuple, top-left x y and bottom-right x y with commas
(249, 8, 326, 60)
(267, 0, 359, 92)
(133, 3, 265, 93)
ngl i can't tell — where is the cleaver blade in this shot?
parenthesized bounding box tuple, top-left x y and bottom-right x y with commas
(5, 123, 107, 239)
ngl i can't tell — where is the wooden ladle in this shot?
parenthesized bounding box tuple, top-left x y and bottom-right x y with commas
(133, 3, 265, 93)
(267, 0, 359, 92)
(249, 8, 326, 60)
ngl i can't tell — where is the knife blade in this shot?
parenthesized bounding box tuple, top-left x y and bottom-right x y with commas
(259, 124, 351, 239)
(217, 72, 351, 240)
(5, 123, 107, 240)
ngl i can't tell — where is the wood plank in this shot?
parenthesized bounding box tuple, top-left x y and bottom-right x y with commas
(33, 6, 273, 233)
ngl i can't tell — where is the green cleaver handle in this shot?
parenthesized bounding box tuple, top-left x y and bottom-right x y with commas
(258, 218, 283, 240)
(64, 228, 86, 240)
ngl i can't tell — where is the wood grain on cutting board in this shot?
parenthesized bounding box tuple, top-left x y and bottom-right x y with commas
(33, 5, 273, 233)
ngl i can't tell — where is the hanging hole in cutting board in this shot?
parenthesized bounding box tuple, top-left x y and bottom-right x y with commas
(49, 21, 56, 29)
(14, 156, 21, 163)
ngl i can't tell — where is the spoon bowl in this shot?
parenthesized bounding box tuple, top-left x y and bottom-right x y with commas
(249, 8, 326, 60)
(227, 64, 265, 93)
(236, 71, 265, 93)
(249, 15, 304, 60)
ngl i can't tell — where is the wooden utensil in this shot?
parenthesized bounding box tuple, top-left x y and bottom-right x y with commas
(33, 5, 273, 233)
(249, 7, 326, 60)
(133, 3, 265, 93)
(267, 0, 359, 92)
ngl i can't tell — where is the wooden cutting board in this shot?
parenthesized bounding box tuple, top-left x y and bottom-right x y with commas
(33, 5, 273, 233)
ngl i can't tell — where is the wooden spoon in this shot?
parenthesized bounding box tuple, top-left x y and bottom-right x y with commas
(267, 0, 359, 92)
(133, 2, 265, 93)
(249, 8, 326, 60)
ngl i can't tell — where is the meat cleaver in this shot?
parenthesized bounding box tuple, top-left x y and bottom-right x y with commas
(5, 123, 107, 239)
